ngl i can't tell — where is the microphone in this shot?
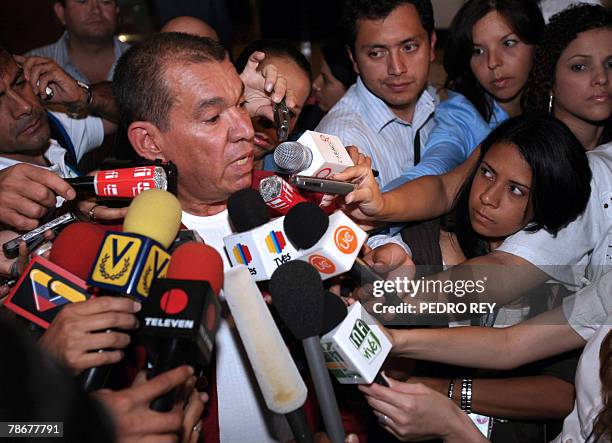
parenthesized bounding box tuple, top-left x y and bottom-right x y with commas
(140, 242, 223, 412)
(320, 300, 391, 385)
(3, 222, 106, 328)
(224, 189, 299, 281)
(3, 255, 91, 329)
(2, 212, 78, 259)
(224, 265, 313, 443)
(50, 222, 107, 280)
(88, 189, 182, 301)
(273, 131, 353, 178)
(270, 261, 345, 443)
(283, 203, 367, 280)
(259, 175, 306, 216)
(65, 166, 168, 198)
(321, 291, 348, 336)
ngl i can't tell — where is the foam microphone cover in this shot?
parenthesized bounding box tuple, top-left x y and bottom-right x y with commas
(320, 291, 348, 335)
(283, 202, 329, 250)
(166, 242, 224, 294)
(50, 222, 106, 280)
(123, 189, 182, 248)
(269, 261, 324, 339)
(227, 188, 271, 233)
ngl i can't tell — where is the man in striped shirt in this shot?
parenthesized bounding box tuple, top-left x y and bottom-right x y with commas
(316, 0, 438, 189)
(27, 0, 129, 85)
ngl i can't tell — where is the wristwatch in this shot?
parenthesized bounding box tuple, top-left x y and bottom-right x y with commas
(67, 81, 92, 118)
(76, 80, 93, 106)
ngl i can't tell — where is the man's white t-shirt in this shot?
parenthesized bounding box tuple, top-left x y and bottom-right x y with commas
(181, 209, 292, 443)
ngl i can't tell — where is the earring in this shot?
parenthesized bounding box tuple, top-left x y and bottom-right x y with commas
(548, 94, 554, 115)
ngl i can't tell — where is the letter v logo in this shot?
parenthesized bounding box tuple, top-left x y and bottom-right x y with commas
(112, 238, 135, 266)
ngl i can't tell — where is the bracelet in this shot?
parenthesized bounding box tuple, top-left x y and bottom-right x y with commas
(447, 378, 456, 400)
(460, 378, 473, 414)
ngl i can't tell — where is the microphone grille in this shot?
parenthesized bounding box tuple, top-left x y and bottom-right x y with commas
(274, 142, 312, 173)
(259, 175, 282, 202)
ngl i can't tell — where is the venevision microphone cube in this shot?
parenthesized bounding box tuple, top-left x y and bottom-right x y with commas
(88, 231, 171, 301)
(297, 131, 354, 178)
(223, 217, 299, 281)
(294, 211, 367, 280)
(320, 301, 391, 384)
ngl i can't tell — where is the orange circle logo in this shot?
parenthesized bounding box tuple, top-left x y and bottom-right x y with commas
(308, 255, 336, 275)
(334, 226, 358, 254)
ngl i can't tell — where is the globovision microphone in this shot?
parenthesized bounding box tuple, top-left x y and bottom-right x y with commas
(3, 222, 106, 328)
(224, 265, 313, 443)
(224, 189, 298, 281)
(320, 300, 391, 386)
(87, 189, 182, 301)
(270, 261, 345, 443)
(283, 203, 367, 280)
(273, 131, 353, 178)
(3, 256, 91, 329)
(140, 242, 224, 412)
(65, 165, 168, 198)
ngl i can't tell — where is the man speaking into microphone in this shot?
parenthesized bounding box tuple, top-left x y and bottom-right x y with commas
(113, 33, 408, 441)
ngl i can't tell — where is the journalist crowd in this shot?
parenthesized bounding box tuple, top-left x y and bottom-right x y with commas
(0, 0, 611, 442)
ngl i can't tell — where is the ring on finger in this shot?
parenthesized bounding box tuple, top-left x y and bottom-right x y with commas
(192, 423, 202, 433)
(88, 205, 99, 221)
(378, 414, 390, 426)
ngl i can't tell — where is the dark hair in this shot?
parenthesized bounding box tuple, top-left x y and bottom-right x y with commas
(322, 42, 357, 89)
(0, 318, 116, 442)
(592, 329, 612, 442)
(113, 33, 227, 131)
(234, 39, 312, 82)
(0, 46, 13, 77)
(453, 114, 591, 258)
(522, 4, 612, 145)
(342, 0, 434, 52)
(444, 0, 544, 121)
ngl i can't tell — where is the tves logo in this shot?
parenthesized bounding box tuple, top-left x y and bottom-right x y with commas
(265, 231, 287, 254)
(232, 243, 252, 265)
(349, 319, 381, 362)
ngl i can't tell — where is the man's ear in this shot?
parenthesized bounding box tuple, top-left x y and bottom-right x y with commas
(54, 2, 66, 26)
(429, 31, 437, 63)
(127, 121, 168, 162)
(346, 45, 360, 76)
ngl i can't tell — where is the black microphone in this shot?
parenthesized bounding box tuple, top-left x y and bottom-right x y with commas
(139, 243, 223, 412)
(270, 261, 345, 443)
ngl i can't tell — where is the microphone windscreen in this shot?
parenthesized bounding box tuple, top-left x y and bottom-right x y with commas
(320, 291, 348, 335)
(50, 222, 106, 280)
(274, 142, 311, 173)
(123, 189, 182, 248)
(227, 188, 270, 233)
(269, 261, 324, 339)
(283, 202, 329, 249)
(166, 243, 224, 295)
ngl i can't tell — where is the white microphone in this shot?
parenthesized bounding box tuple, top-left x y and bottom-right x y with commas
(282, 203, 367, 280)
(223, 266, 312, 442)
(224, 189, 298, 281)
(320, 301, 392, 384)
(274, 131, 354, 178)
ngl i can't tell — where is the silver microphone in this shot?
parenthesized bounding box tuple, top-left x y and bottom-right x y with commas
(274, 142, 313, 173)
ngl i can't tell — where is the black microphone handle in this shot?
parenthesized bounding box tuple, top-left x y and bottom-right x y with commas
(302, 336, 345, 443)
(149, 338, 184, 412)
(64, 176, 96, 192)
(285, 407, 314, 443)
(80, 362, 113, 393)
